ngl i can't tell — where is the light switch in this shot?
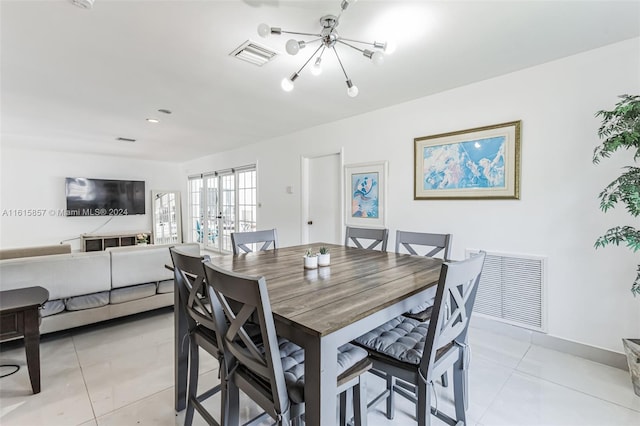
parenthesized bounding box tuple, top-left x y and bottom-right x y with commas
(286, 185, 293, 194)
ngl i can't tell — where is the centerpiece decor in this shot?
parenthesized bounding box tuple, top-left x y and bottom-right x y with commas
(303, 248, 318, 269)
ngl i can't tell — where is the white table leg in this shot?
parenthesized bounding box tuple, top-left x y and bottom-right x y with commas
(304, 334, 338, 426)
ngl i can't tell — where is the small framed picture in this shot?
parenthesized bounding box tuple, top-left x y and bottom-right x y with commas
(344, 161, 388, 228)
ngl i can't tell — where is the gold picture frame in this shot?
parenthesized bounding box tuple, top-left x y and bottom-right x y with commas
(414, 121, 521, 200)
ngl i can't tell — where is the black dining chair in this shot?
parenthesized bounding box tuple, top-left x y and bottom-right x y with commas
(354, 251, 486, 426)
(230, 228, 278, 255)
(170, 247, 225, 426)
(344, 226, 389, 251)
(202, 261, 372, 426)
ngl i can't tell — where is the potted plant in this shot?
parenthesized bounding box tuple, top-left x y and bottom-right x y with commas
(593, 94, 640, 396)
(303, 248, 318, 269)
(318, 246, 330, 266)
(136, 233, 148, 245)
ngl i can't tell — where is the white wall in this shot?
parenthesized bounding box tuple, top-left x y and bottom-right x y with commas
(182, 38, 640, 353)
(0, 148, 182, 251)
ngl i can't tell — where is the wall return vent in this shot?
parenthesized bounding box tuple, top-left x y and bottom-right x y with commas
(230, 40, 277, 66)
(466, 249, 547, 332)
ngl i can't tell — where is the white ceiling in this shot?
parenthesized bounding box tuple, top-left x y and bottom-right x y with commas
(1, 0, 639, 162)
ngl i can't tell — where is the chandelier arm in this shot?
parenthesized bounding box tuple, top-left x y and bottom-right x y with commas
(280, 30, 323, 37)
(294, 44, 325, 75)
(332, 46, 350, 81)
(336, 39, 365, 54)
(339, 37, 378, 47)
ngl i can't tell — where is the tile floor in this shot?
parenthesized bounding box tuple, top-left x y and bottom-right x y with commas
(0, 308, 638, 426)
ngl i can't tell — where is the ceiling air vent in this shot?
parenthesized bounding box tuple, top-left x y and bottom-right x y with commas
(230, 40, 277, 66)
(116, 137, 136, 142)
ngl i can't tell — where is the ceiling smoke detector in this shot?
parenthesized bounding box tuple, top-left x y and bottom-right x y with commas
(70, 0, 94, 9)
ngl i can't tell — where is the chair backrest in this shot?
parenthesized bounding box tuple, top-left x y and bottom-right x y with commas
(169, 247, 219, 336)
(395, 230, 452, 260)
(419, 251, 486, 380)
(202, 261, 289, 420)
(344, 226, 389, 251)
(231, 229, 278, 255)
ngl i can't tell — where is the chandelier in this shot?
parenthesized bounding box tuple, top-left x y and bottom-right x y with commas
(257, 0, 394, 97)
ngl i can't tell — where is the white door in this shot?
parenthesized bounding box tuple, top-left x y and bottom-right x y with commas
(306, 153, 341, 244)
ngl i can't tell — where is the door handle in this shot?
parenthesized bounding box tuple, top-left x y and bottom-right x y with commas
(307, 221, 313, 225)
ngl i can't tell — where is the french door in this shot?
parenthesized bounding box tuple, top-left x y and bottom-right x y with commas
(188, 166, 256, 253)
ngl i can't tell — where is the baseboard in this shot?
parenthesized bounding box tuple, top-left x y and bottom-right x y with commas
(470, 314, 629, 371)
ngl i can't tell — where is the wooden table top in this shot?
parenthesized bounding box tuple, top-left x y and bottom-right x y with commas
(0, 286, 49, 313)
(209, 243, 443, 337)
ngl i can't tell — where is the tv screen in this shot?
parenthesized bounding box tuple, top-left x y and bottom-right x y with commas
(65, 177, 145, 216)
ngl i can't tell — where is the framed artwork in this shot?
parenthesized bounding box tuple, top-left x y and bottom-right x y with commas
(414, 121, 521, 199)
(345, 161, 387, 228)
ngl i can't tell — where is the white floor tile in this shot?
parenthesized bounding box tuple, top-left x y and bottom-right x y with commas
(517, 345, 640, 412)
(479, 371, 640, 426)
(0, 336, 94, 426)
(468, 327, 531, 370)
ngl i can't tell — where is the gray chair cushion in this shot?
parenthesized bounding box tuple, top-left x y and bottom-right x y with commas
(41, 299, 65, 317)
(402, 285, 437, 321)
(278, 339, 368, 404)
(65, 291, 110, 311)
(354, 316, 428, 365)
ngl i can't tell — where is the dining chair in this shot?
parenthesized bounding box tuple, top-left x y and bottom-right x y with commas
(354, 251, 486, 426)
(202, 261, 372, 426)
(344, 226, 389, 251)
(169, 247, 226, 426)
(395, 230, 452, 322)
(230, 228, 278, 255)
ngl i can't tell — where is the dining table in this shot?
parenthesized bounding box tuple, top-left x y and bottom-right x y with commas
(173, 242, 443, 426)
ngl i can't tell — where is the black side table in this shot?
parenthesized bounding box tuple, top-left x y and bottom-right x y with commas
(0, 286, 49, 394)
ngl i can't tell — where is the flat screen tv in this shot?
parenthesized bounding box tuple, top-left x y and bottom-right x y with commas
(65, 177, 145, 216)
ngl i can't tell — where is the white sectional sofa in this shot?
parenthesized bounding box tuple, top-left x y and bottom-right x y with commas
(0, 243, 200, 334)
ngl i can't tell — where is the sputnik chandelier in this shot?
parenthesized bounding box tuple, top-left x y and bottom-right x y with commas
(257, 0, 394, 97)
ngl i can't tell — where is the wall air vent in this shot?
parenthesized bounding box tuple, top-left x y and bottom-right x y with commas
(116, 137, 136, 142)
(230, 40, 277, 66)
(466, 249, 547, 332)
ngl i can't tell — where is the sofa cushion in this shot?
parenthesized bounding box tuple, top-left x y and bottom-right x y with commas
(41, 299, 65, 317)
(157, 279, 174, 294)
(65, 291, 110, 311)
(108, 243, 200, 289)
(110, 283, 157, 304)
(0, 251, 111, 299)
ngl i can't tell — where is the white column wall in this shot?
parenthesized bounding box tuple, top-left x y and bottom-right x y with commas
(0, 148, 182, 251)
(182, 38, 640, 353)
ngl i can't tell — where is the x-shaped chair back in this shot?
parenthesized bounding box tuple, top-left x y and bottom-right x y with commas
(419, 252, 485, 382)
(203, 261, 290, 421)
(345, 226, 389, 251)
(395, 230, 452, 260)
(170, 248, 217, 333)
(231, 229, 278, 255)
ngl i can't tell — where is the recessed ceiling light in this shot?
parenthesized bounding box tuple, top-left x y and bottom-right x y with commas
(158, 109, 172, 114)
(146, 118, 160, 123)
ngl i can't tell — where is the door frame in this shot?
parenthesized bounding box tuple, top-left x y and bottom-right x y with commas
(300, 149, 344, 245)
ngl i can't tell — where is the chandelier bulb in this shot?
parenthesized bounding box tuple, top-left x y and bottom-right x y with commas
(257, 23, 270, 38)
(371, 51, 384, 66)
(281, 77, 295, 92)
(384, 40, 397, 55)
(311, 57, 323, 76)
(346, 79, 359, 98)
(286, 39, 306, 55)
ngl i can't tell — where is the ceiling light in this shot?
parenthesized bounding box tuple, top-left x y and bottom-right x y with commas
(146, 118, 159, 123)
(258, 0, 391, 97)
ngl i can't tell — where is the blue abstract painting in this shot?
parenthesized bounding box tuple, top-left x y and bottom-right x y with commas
(351, 172, 379, 218)
(422, 136, 506, 190)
